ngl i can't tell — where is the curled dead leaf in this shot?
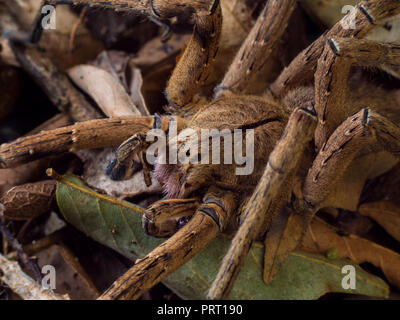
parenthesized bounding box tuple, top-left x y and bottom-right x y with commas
(359, 201, 400, 242)
(1, 180, 56, 220)
(301, 217, 400, 288)
(68, 64, 141, 117)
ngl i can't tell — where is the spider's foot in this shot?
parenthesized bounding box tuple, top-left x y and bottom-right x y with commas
(105, 158, 142, 181)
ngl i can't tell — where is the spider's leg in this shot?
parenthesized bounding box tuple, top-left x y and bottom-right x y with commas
(270, 0, 400, 99)
(207, 106, 316, 300)
(264, 108, 400, 284)
(315, 37, 400, 149)
(31, 0, 219, 42)
(0, 115, 176, 168)
(98, 186, 236, 300)
(215, 0, 296, 97)
(166, 1, 222, 108)
(142, 198, 200, 238)
(305, 108, 400, 214)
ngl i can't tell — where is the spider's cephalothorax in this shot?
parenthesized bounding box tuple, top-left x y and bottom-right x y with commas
(2, 0, 400, 300)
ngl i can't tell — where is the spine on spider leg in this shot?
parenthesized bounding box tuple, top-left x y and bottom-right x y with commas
(215, 0, 296, 97)
(0, 116, 165, 168)
(270, 0, 400, 99)
(166, 2, 222, 107)
(207, 107, 317, 300)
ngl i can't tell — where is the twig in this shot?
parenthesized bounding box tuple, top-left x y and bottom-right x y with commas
(68, 7, 88, 53)
(22, 227, 71, 256)
(0, 253, 69, 300)
(99, 213, 218, 300)
(0, 218, 43, 282)
(58, 242, 100, 296)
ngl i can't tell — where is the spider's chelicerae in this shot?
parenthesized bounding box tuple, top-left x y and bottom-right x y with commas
(2, 0, 400, 300)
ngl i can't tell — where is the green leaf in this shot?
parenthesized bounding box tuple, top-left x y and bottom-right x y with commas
(54, 172, 389, 300)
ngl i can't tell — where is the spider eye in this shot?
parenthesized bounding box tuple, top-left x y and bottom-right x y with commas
(177, 216, 191, 229)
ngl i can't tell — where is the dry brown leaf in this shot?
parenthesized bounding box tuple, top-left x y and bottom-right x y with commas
(130, 34, 191, 70)
(1, 180, 56, 220)
(58, 242, 100, 297)
(35, 245, 96, 300)
(0, 5, 20, 67)
(335, 210, 374, 237)
(91, 50, 150, 116)
(68, 64, 141, 117)
(263, 207, 305, 284)
(0, 65, 21, 121)
(359, 201, 400, 242)
(301, 217, 400, 288)
(364, 163, 400, 206)
(4, 0, 103, 71)
(127, 67, 149, 116)
(323, 152, 398, 211)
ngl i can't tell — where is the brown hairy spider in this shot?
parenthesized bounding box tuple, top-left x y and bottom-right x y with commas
(2, 0, 400, 300)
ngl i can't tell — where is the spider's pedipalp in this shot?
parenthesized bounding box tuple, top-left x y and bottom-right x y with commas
(207, 106, 317, 300)
(143, 198, 200, 238)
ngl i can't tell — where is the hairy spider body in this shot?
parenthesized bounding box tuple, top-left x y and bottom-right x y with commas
(143, 94, 287, 237)
(2, 0, 400, 300)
